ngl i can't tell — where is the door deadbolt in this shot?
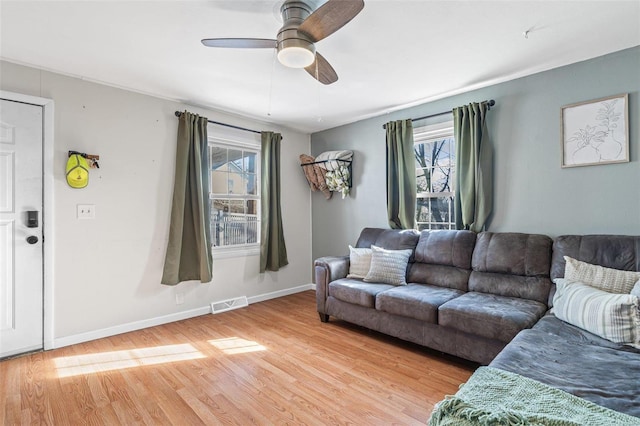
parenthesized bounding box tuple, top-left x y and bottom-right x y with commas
(27, 211, 39, 228)
(26, 236, 38, 245)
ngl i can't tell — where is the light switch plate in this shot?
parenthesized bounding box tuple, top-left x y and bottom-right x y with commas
(77, 204, 95, 219)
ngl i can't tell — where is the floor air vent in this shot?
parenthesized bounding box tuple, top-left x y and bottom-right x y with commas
(210, 296, 248, 314)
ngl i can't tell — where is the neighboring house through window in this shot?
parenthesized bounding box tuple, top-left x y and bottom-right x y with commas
(413, 121, 455, 230)
(209, 125, 260, 256)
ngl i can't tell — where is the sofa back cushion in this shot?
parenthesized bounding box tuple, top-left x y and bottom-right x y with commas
(355, 228, 419, 253)
(551, 235, 640, 281)
(469, 232, 553, 304)
(407, 230, 477, 291)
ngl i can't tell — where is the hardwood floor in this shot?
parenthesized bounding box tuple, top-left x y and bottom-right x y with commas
(0, 291, 476, 425)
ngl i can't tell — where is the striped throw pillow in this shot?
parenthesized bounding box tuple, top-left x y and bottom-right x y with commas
(347, 245, 372, 279)
(363, 245, 412, 286)
(564, 256, 640, 294)
(553, 278, 640, 349)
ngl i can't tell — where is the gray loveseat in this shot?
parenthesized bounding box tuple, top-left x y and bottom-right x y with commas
(315, 229, 640, 418)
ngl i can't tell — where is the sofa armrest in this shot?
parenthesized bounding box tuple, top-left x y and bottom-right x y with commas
(314, 256, 349, 316)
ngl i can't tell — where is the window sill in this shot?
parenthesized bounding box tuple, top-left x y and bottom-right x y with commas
(212, 245, 260, 259)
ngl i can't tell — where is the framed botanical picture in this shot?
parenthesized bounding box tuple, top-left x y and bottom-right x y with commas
(561, 93, 629, 168)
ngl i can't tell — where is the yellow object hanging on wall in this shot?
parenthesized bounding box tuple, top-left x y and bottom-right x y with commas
(66, 153, 89, 188)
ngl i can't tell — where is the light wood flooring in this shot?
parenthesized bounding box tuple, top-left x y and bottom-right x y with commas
(0, 290, 476, 425)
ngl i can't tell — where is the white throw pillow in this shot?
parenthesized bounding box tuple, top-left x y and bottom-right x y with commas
(632, 280, 640, 298)
(553, 278, 640, 349)
(564, 256, 640, 294)
(363, 245, 412, 286)
(347, 245, 372, 279)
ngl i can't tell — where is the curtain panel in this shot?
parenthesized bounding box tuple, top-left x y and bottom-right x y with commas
(260, 131, 289, 272)
(385, 119, 416, 230)
(161, 111, 213, 285)
(454, 101, 493, 233)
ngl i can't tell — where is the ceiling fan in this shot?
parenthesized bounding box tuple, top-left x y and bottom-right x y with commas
(201, 0, 365, 85)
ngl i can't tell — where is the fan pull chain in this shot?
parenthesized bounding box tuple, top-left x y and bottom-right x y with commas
(315, 58, 322, 123)
(267, 49, 277, 117)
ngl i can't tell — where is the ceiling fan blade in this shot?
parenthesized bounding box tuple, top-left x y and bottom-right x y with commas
(298, 0, 364, 42)
(305, 52, 338, 85)
(201, 38, 277, 48)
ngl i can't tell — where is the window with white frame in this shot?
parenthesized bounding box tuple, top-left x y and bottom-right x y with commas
(209, 128, 260, 253)
(414, 121, 455, 230)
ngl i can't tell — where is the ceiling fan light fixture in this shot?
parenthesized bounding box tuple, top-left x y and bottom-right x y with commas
(277, 36, 316, 68)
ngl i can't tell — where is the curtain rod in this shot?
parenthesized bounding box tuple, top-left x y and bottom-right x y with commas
(174, 111, 261, 135)
(382, 99, 495, 129)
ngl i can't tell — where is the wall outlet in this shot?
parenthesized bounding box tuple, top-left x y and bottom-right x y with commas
(77, 204, 95, 219)
(175, 292, 184, 305)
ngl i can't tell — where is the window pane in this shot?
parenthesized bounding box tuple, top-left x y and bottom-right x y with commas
(211, 171, 228, 194)
(416, 168, 429, 193)
(211, 199, 247, 246)
(416, 198, 431, 222)
(434, 139, 453, 167)
(245, 173, 257, 195)
(431, 167, 452, 193)
(246, 199, 258, 215)
(246, 201, 258, 244)
(445, 137, 455, 164)
(210, 146, 228, 171)
(228, 149, 243, 170)
(414, 143, 431, 168)
(431, 197, 451, 223)
(244, 151, 257, 173)
(228, 170, 242, 194)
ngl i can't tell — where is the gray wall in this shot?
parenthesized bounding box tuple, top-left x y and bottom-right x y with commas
(311, 47, 640, 260)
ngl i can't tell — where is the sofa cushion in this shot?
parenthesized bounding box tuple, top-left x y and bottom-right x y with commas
(406, 230, 476, 291)
(469, 232, 552, 303)
(490, 320, 640, 417)
(329, 278, 395, 308)
(408, 264, 471, 291)
(468, 272, 551, 305)
(550, 234, 640, 281)
(363, 245, 412, 286)
(472, 232, 552, 277)
(355, 228, 419, 262)
(414, 230, 477, 269)
(438, 292, 547, 342)
(375, 284, 464, 323)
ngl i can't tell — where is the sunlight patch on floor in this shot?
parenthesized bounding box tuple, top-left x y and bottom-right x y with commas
(209, 337, 267, 354)
(54, 343, 205, 377)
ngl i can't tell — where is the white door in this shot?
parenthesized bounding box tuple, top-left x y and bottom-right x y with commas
(0, 99, 44, 358)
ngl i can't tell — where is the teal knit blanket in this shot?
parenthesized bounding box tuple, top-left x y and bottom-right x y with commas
(428, 367, 640, 426)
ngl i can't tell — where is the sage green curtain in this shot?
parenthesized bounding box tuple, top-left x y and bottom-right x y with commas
(454, 101, 493, 232)
(161, 111, 213, 285)
(385, 119, 416, 229)
(260, 131, 289, 272)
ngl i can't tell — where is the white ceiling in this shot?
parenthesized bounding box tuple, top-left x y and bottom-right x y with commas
(1, 1, 639, 133)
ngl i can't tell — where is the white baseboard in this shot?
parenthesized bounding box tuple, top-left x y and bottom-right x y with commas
(51, 284, 316, 350)
(247, 283, 315, 304)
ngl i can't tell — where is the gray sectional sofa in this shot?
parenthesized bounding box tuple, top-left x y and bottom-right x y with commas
(314, 228, 640, 418)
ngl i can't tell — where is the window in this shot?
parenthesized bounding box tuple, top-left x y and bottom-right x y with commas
(209, 129, 260, 253)
(414, 121, 455, 230)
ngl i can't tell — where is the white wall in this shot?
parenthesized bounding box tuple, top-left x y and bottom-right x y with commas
(0, 60, 312, 346)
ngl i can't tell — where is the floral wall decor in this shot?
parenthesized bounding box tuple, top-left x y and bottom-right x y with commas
(561, 93, 629, 168)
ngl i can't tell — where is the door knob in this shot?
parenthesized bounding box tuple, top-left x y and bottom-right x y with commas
(26, 236, 38, 245)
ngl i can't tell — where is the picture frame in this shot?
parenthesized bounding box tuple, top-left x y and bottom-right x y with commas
(561, 93, 629, 168)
